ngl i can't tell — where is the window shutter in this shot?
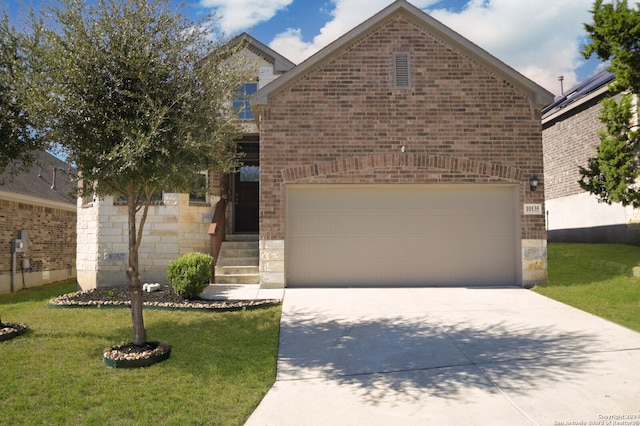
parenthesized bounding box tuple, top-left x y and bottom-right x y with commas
(393, 52, 411, 89)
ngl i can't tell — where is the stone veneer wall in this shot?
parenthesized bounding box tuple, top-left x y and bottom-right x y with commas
(0, 197, 76, 294)
(258, 14, 547, 288)
(77, 193, 215, 289)
(259, 239, 284, 289)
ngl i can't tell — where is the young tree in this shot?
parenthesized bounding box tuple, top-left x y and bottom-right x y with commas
(579, 0, 640, 207)
(30, 0, 251, 345)
(0, 11, 46, 175)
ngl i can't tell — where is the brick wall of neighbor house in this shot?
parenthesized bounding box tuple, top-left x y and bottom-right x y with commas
(76, 193, 216, 289)
(543, 92, 640, 245)
(259, 15, 547, 287)
(543, 96, 607, 201)
(542, 89, 640, 245)
(0, 199, 76, 294)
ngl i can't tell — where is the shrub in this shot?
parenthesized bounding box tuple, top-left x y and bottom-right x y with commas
(167, 252, 213, 299)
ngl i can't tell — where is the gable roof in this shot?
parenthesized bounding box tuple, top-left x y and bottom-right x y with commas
(542, 70, 614, 122)
(252, 0, 553, 108)
(228, 32, 296, 73)
(0, 151, 76, 208)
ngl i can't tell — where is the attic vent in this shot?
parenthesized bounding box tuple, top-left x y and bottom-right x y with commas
(393, 51, 411, 89)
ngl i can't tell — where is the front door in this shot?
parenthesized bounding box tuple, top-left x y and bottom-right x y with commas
(234, 163, 259, 233)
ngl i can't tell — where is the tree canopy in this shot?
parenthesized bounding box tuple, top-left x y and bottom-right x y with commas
(32, 0, 248, 199)
(0, 11, 46, 175)
(579, 0, 640, 207)
(29, 0, 252, 344)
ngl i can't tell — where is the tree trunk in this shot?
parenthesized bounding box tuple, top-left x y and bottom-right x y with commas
(127, 191, 146, 346)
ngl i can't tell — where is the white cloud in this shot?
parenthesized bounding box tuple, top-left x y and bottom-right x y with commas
(428, 0, 594, 94)
(269, 0, 439, 64)
(199, 0, 293, 35)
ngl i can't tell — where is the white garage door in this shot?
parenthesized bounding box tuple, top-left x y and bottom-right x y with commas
(286, 184, 520, 287)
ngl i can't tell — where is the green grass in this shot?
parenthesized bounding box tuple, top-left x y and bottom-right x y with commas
(2, 244, 639, 424)
(0, 280, 281, 425)
(534, 243, 640, 332)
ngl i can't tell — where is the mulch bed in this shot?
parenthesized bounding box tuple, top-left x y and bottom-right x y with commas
(0, 322, 28, 342)
(48, 285, 281, 311)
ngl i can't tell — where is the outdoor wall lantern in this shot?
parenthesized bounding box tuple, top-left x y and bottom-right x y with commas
(529, 175, 539, 192)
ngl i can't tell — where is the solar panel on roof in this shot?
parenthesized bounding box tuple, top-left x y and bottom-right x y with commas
(542, 70, 614, 115)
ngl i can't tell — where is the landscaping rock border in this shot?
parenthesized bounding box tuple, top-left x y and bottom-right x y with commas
(0, 323, 28, 342)
(103, 341, 172, 368)
(48, 285, 281, 311)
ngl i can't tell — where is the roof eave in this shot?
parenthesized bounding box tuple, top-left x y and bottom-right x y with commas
(542, 84, 612, 124)
(229, 32, 296, 74)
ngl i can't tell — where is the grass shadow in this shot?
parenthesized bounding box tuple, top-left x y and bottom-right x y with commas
(0, 279, 77, 305)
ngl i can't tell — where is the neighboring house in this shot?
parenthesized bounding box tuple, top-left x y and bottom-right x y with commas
(75, 33, 295, 289)
(79, 0, 552, 290)
(0, 151, 77, 294)
(251, 0, 552, 288)
(542, 70, 640, 245)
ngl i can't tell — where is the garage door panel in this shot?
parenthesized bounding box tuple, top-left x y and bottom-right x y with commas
(286, 185, 519, 287)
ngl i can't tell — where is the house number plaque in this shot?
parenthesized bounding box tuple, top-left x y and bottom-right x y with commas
(524, 204, 543, 215)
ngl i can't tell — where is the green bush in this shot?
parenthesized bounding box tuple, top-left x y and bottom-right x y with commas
(167, 252, 213, 299)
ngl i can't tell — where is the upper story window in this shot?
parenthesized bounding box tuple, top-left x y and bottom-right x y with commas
(233, 82, 258, 120)
(393, 52, 411, 90)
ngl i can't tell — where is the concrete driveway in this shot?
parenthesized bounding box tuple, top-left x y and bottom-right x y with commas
(246, 287, 640, 425)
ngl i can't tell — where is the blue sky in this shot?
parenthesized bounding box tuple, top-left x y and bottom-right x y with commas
(4, 0, 604, 96)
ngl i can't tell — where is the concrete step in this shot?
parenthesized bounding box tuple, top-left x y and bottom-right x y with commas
(216, 256, 259, 267)
(220, 248, 259, 258)
(214, 234, 261, 285)
(215, 273, 260, 285)
(216, 265, 259, 275)
(225, 234, 259, 242)
(221, 241, 259, 250)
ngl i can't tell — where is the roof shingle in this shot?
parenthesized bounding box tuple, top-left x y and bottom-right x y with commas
(0, 151, 76, 205)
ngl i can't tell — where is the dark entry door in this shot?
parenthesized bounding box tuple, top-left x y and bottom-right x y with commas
(234, 165, 259, 233)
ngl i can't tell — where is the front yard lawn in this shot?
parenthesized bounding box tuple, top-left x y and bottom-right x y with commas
(535, 243, 640, 332)
(2, 243, 639, 424)
(0, 280, 281, 425)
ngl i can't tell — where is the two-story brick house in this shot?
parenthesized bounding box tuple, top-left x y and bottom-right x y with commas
(78, 0, 552, 290)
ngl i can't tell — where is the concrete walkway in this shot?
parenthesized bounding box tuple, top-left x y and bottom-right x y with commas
(200, 284, 284, 301)
(246, 287, 640, 426)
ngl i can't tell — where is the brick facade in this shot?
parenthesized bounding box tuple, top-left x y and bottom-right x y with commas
(259, 14, 546, 242)
(0, 198, 76, 294)
(0, 150, 77, 294)
(543, 94, 608, 200)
